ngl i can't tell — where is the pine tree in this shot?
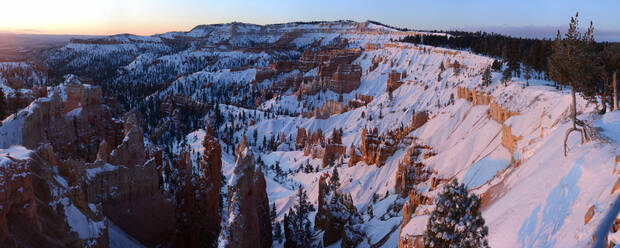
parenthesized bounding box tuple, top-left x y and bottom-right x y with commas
(491, 60, 503, 72)
(481, 66, 492, 87)
(523, 65, 532, 86)
(548, 12, 596, 156)
(330, 167, 341, 189)
(501, 67, 512, 86)
(270, 203, 277, 227)
(0, 87, 5, 120)
(424, 179, 489, 248)
(274, 221, 283, 242)
(284, 187, 315, 247)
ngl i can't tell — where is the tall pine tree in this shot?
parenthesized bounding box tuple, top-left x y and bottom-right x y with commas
(0, 87, 5, 120)
(481, 66, 492, 87)
(284, 187, 315, 248)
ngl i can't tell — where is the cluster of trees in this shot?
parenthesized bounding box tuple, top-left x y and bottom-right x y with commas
(0, 88, 5, 120)
(545, 13, 620, 155)
(283, 187, 316, 248)
(400, 19, 620, 98)
(400, 30, 553, 78)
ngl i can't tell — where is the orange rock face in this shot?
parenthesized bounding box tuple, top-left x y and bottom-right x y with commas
(386, 70, 405, 92)
(222, 142, 272, 248)
(168, 124, 223, 247)
(0, 157, 38, 244)
(360, 127, 398, 167)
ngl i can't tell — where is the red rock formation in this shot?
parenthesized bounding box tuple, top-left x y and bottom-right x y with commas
(360, 127, 398, 167)
(167, 124, 222, 247)
(387, 70, 404, 92)
(222, 140, 272, 248)
(411, 111, 429, 130)
(329, 64, 361, 94)
(0, 155, 38, 245)
(348, 144, 361, 167)
(200, 124, 222, 243)
(295, 127, 307, 150)
(322, 144, 346, 168)
(315, 175, 362, 247)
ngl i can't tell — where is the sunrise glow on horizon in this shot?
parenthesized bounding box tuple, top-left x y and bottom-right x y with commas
(1, 0, 619, 38)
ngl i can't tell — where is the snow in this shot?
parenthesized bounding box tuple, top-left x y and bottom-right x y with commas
(4, 21, 619, 247)
(109, 221, 145, 248)
(0, 145, 32, 161)
(401, 215, 430, 236)
(62, 198, 106, 240)
(461, 148, 511, 189)
(86, 163, 119, 181)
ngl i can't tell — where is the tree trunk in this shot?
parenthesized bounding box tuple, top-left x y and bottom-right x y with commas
(601, 91, 607, 114)
(614, 71, 618, 111)
(564, 82, 586, 156)
(571, 83, 577, 128)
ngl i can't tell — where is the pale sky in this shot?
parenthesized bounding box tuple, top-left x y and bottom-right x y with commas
(1, 0, 619, 40)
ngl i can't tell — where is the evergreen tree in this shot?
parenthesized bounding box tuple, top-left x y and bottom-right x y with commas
(424, 179, 489, 248)
(548, 12, 596, 156)
(284, 187, 315, 247)
(523, 65, 532, 86)
(491, 60, 503, 72)
(274, 221, 283, 243)
(481, 66, 492, 87)
(270, 203, 277, 227)
(0, 88, 5, 120)
(330, 167, 341, 189)
(501, 67, 512, 86)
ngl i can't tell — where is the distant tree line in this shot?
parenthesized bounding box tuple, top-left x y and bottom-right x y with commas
(398, 29, 620, 83)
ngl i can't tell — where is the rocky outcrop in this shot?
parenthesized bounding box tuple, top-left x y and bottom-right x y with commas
(0, 77, 176, 247)
(387, 70, 405, 92)
(221, 139, 272, 248)
(264, 48, 362, 95)
(328, 64, 362, 94)
(200, 124, 223, 240)
(394, 146, 433, 197)
(501, 124, 521, 156)
(359, 127, 397, 167)
(456, 87, 492, 106)
(315, 175, 363, 247)
(489, 102, 518, 123)
(456, 86, 518, 123)
(166, 124, 222, 247)
(0, 154, 38, 246)
(348, 143, 362, 167)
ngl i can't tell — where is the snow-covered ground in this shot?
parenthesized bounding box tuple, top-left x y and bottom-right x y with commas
(176, 37, 620, 247)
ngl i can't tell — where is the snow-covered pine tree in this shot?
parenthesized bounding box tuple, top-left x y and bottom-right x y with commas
(424, 179, 489, 248)
(330, 167, 341, 189)
(0, 87, 5, 119)
(482, 66, 492, 87)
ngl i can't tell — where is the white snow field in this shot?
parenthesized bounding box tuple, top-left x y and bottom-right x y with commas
(179, 34, 619, 247)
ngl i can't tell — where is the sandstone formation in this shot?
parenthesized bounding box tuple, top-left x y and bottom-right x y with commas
(167, 123, 222, 247)
(394, 146, 433, 197)
(456, 86, 518, 123)
(315, 175, 363, 247)
(296, 128, 346, 167)
(259, 46, 363, 96)
(0, 76, 177, 247)
(386, 70, 406, 92)
(0, 154, 38, 246)
(221, 137, 272, 248)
